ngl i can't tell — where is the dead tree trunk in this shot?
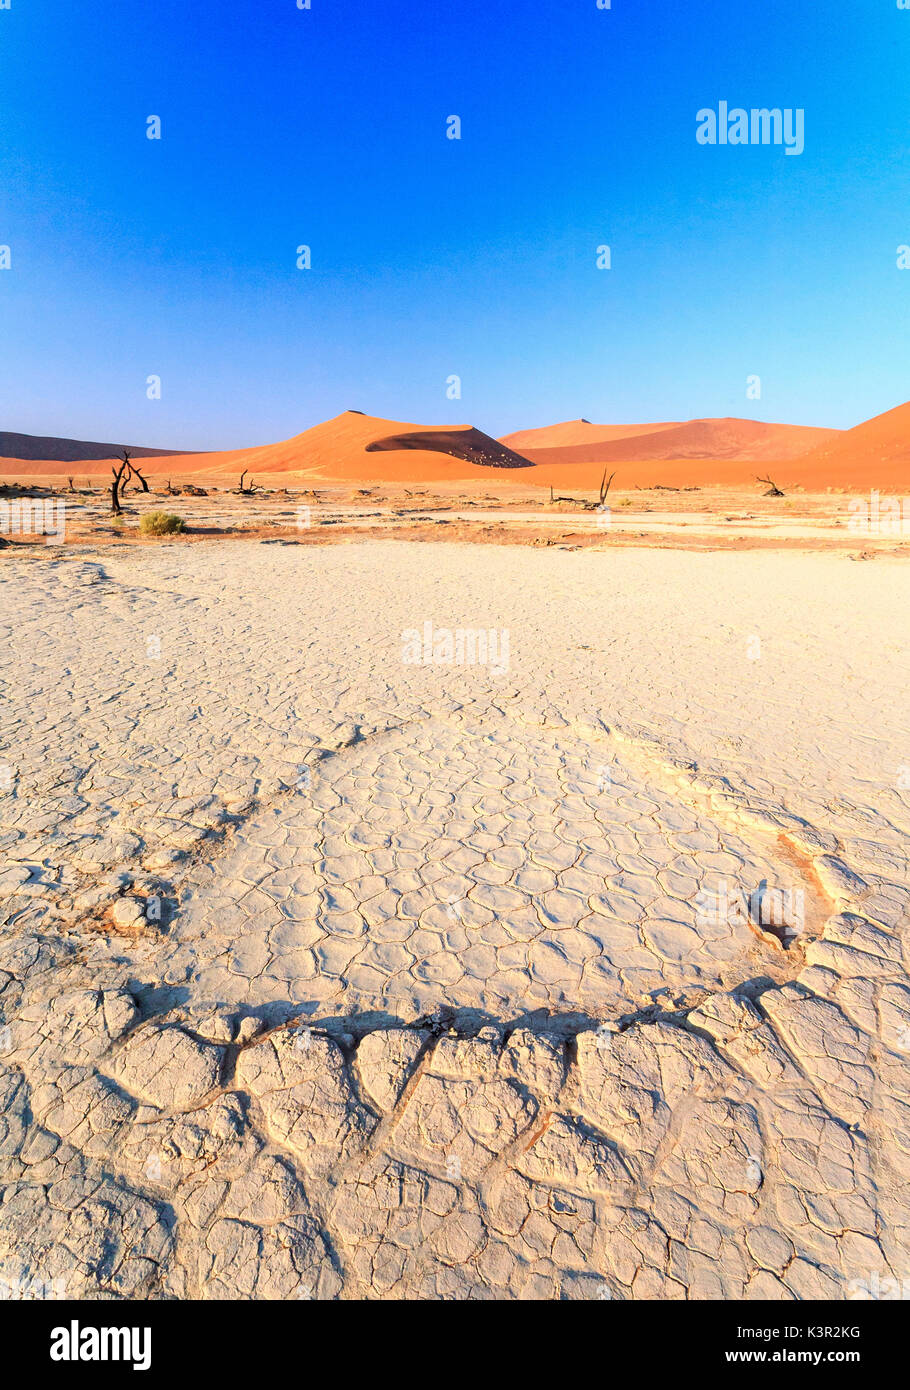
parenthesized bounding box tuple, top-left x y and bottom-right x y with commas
(111, 451, 131, 515)
(756, 474, 784, 497)
(128, 460, 150, 492)
(112, 450, 151, 511)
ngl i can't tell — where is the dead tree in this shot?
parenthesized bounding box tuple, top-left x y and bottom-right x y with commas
(238, 470, 258, 495)
(111, 452, 130, 514)
(599, 470, 616, 506)
(756, 474, 784, 497)
(110, 450, 150, 513)
(129, 459, 150, 493)
(118, 449, 133, 498)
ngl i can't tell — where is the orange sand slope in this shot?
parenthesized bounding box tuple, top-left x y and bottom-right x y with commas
(0, 429, 193, 463)
(501, 419, 682, 450)
(797, 399, 910, 490)
(510, 417, 840, 467)
(0, 414, 534, 485)
(2, 402, 910, 491)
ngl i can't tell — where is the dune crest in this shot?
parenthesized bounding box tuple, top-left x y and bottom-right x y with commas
(798, 398, 910, 487)
(3, 402, 910, 491)
(366, 426, 531, 469)
(0, 411, 533, 483)
(512, 417, 841, 467)
(0, 429, 193, 464)
(501, 419, 682, 450)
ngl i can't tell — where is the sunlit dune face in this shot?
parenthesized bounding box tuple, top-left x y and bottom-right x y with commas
(2, 402, 910, 491)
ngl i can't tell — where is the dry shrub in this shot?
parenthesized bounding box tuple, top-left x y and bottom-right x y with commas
(139, 511, 185, 536)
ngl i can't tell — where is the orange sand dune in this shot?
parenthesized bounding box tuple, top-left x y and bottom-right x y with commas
(0, 413, 533, 484)
(223, 412, 534, 476)
(797, 399, 910, 489)
(365, 424, 531, 469)
(501, 419, 681, 450)
(0, 429, 192, 463)
(3, 403, 910, 493)
(516, 417, 840, 468)
(0, 450, 250, 480)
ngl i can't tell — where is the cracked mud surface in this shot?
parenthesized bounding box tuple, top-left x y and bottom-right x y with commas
(1, 541, 909, 1299)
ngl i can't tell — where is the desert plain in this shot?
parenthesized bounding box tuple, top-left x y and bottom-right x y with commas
(0, 404, 908, 1301)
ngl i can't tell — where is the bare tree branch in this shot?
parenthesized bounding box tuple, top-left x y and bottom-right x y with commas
(756, 473, 784, 497)
(599, 470, 616, 506)
(126, 459, 150, 493)
(110, 451, 131, 515)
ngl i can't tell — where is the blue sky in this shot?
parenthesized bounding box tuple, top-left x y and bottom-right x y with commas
(1, 0, 909, 449)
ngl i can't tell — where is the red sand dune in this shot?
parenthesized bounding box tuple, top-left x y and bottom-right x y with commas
(501, 419, 682, 450)
(0, 429, 192, 463)
(2, 403, 909, 492)
(0, 413, 533, 484)
(217, 412, 535, 477)
(364, 425, 531, 469)
(509, 417, 840, 467)
(795, 399, 910, 490)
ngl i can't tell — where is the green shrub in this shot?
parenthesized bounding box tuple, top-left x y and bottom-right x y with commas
(139, 511, 186, 536)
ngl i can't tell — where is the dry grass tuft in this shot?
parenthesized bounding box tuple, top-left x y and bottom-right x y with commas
(139, 511, 186, 536)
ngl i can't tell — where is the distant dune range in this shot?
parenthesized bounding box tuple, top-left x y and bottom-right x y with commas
(0, 414, 532, 484)
(0, 430, 195, 464)
(502, 419, 684, 450)
(501, 417, 840, 463)
(2, 400, 910, 490)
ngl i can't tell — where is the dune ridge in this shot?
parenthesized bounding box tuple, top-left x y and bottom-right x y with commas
(501, 419, 682, 450)
(797, 398, 910, 488)
(0, 429, 195, 463)
(512, 417, 841, 467)
(2, 402, 909, 491)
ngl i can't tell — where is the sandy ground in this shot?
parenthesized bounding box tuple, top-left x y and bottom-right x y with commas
(1, 535, 908, 1300)
(2, 478, 908, 556)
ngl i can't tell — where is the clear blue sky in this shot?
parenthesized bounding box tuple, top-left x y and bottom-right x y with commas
(1, 0, 909, 449)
